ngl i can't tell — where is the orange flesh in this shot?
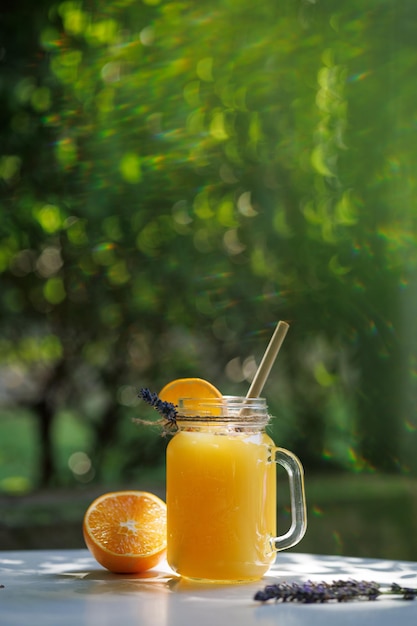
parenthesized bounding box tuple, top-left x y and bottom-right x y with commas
(83, 491, 167, 573)
(159, 377, 222, 412)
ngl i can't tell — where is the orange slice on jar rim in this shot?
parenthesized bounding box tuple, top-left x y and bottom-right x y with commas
(158, 377, 223, 416)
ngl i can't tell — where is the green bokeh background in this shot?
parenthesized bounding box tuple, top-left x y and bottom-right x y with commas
(1, 0, 417, 559)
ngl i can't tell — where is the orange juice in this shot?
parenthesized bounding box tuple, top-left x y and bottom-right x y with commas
(165, 396, 306, 582)
(166, 427, 277, 582)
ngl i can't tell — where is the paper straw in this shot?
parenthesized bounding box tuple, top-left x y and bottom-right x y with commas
(246, 320, 289, 399)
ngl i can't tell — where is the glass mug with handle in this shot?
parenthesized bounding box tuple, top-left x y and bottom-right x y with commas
(166, 396, 307, 583)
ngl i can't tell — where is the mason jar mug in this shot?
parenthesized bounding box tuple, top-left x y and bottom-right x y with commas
(166, 396, 307, 583)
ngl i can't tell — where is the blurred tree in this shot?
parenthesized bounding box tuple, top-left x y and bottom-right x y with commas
(1, 0, 417, 487)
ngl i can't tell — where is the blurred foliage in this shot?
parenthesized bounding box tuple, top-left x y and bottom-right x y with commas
(1, 0, 417, 490)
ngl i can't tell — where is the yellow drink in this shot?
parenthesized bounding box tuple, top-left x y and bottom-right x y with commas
(166, 428, 277, 582)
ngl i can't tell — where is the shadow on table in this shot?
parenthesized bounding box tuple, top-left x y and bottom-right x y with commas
(38, 552, 417, 598)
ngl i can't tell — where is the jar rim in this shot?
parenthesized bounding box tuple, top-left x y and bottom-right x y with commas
(177, 395, 267, 404)
(176, 395, 270, 426)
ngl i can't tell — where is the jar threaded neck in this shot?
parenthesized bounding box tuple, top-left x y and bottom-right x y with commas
(176, 396, 270, 430)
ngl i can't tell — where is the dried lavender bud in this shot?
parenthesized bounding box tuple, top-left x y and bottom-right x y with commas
(391, 583, 417, 600)
(254, 579, 417, 604)
(253, 580, 376, 603)
(138, 388, 178, 426)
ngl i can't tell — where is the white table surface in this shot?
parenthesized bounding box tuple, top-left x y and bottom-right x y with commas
(1, 549, 417, 625)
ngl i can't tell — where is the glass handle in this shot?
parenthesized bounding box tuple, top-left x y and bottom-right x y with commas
(273, 447, 307, 551)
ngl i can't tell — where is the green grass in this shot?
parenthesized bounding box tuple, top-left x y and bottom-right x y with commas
(1, 411, 417, 560)
(0, 410, 39, 492)
(1, 471, 417, 560)
(298, 473, 417, 561)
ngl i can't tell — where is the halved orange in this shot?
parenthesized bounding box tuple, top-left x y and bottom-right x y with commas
(83, 491, 167, 574)
(159, 377, 223, 414)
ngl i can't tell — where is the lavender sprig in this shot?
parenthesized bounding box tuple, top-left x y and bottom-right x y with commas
(138, 388, 178, 429)
(391, 583, 417, 600)
(254, 580, 417, 603)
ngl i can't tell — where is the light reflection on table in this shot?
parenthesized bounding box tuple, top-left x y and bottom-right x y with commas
(1, 550, 417, 626)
